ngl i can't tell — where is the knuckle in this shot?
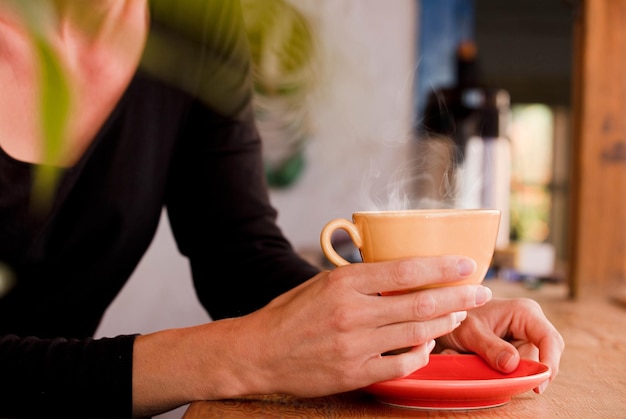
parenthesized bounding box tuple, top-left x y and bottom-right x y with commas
(514, 297, 542, 312)
(438, 261, 455, 280)
(412, 293, 436, 318)
(328, 305, 356, 333)
(407, 322, 428, 345)
(326, 266, 348, 287)
(436, 256, 463, 281)
(391, 259, 418, 289)
(389, 257, 461, 292)
(509, 298, 564, 350)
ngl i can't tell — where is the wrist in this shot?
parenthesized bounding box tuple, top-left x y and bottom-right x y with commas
(132, 320, 253, 415)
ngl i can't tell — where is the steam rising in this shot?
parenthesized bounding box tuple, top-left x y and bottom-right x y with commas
(359, 133, 480, 212)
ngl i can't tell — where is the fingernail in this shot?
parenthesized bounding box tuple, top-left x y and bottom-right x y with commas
(496, 351, 515, 371)
(475, 286, 492, 305)
(537, 380, 549, 394)
(454, 311, 467, 323)
(457, 258, 476, 276)
(427, 339, 436, 352)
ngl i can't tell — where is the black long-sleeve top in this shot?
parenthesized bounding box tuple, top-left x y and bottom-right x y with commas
(0, 1, 320, 417)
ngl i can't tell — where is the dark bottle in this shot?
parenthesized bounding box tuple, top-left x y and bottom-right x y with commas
(421, 40, 483, 162)
(419, 41, 511, 249)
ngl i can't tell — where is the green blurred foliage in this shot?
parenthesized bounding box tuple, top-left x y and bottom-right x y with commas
(4, 1, 71, 211)
(32, 37, 71, 211)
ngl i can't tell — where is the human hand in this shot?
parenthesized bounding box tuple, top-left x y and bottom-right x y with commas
(434, 297, 565, 394)
(229, 256, 494, 398)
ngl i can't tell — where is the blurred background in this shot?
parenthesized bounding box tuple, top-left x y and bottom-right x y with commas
(92, 1, 576, 417)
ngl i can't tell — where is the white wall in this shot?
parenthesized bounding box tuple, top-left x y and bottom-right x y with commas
(95, 1, 418, 418)
(270, 0, 419, 251)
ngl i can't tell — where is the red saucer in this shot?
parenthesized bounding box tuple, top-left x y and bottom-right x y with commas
(362, 354, 551, 410)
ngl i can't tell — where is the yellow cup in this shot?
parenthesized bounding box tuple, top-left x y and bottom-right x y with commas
(320, 208, 501, 290)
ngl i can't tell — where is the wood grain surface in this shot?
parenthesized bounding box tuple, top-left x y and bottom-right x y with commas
(182, 279, 626, 418)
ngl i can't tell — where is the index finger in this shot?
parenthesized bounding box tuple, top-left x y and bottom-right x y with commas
(515, 299, 565, 380)
(337, 256, 477, 296)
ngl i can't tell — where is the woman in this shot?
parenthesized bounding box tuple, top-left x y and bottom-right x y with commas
(0, 1, 564, 417)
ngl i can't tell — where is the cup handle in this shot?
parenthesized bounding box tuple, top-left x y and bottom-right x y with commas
(320, 218, 362, 266)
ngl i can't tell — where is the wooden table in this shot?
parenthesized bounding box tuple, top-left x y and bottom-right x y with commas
(183, 279, 626, 418)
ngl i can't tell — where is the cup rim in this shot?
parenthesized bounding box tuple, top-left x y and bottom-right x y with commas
(353, 208, 501, 217)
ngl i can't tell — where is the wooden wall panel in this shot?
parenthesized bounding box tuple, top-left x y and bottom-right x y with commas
(569, 0, 626, 297)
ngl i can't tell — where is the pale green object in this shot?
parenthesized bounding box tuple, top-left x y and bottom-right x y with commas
(241, 0, 318, 188)
(32, 37, 72, 210)
(5, 1, 72, 211)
